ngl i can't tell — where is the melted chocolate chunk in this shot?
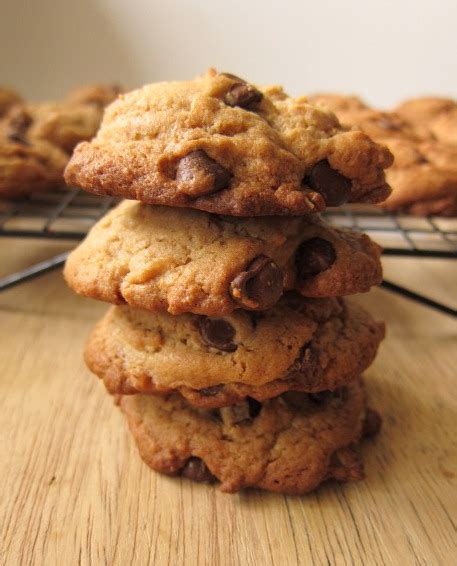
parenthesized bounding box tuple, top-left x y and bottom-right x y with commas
(221, 72, 263, 109)
(198, 317, 237, 352)
(225, 83, 263, 110)
(305, 160, 351, 206)
(296, 238, 336, 281)
(181, 457, 215, 483)
(176, 150, 231, 197)
(230, 255, 284, 310)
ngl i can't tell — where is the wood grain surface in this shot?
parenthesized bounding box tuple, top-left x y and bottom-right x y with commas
(0, 239, 456, 566)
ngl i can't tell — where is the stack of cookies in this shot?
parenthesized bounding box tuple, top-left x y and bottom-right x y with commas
(64, 70, 392, 494)
(309, 94, 457, 216)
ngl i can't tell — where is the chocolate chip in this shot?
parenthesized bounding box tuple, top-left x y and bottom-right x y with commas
(181, 457, 215, 483)
(247, 397, 262, 418)
(198, 317, 237, 352)
(7, 110, 32, 145)
(230, 255, 284, 310)
(305, 160, 351, 207)
(220, 72, 246, 81)
(309, 391, 333, 404)
(225, 83, 263, 110)
(362, 408, 382, 438)
(220, 397, 262, 425)
(199, 384, 224, 397)
(296, 238, 336, 281)
(175, 150, 231, 197)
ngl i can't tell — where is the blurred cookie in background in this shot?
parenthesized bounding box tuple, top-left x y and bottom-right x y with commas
(310, 93, 457, 216)
(0, 87, 23, 118)
(395, 97, 457, 146)
(0, 83, 121, 198)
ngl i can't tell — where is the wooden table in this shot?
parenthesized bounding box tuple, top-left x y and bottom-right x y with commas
(1, 239, 456, 565)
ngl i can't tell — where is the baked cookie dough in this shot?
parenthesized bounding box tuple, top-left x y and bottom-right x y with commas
(85, 296, 385, 407)
(310, 93, 457, 216)
(0, 139, 68, 198)
(119, 378, 379, 494)
(0, 84, 120, 198)
(64, 70, 393, 216)
(395, 97, 457, 146)
(64, 201, 383, 316)
(0, 87, 22, 117)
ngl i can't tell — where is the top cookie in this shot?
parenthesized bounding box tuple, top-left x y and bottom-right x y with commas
(64, 70, 393, 216)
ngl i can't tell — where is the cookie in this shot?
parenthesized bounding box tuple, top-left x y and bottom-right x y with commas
(65, 83, 122, 108)
(85, 296, 385, 408)
(0, 86, 116, 198)
(310, 93, 457, 216)
(379, 138, 457, 216)
(309, 94, 424, 142)
(0, 87, 22, 118)
(64, 70, 393, 216)
(64, 201, 382, 316)
(119, 378, 379, 494)
(4, 102, 103, 154)
(0, 139, 68, 198)
(395, 97, 457, 145)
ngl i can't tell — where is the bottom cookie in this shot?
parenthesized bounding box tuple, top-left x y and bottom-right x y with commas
(119, 379, 380, 494)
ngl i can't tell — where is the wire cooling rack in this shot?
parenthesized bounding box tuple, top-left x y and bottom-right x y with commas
(1, 187, 456, 316)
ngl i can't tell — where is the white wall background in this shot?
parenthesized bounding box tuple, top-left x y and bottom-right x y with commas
(1, 0, 456, 107)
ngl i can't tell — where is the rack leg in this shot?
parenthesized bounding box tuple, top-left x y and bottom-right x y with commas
(381, 279, 457, 318)
(0, 251, 69, 292)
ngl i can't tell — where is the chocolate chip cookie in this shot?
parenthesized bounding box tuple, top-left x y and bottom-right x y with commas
(395, 97, 457, 145)
(0, 84, 120, 198)
(85, 295, 385, 407)
(119, 378, 379, 493)
(4, 102, 103, 155)
(64, 70, 393, 216)
(0, 139, 68, 198)
(0, 87, 22, 118)
(64, 201, 382, 316)
(65, 83, 122, 108)
(311, 93, 457, 216)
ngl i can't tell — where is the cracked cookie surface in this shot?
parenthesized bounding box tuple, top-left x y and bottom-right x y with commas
(85, 295, 385, 407)
(64, 201, 383, 316)
(64, 70, 392, 216)
(119, 378, 375, 494)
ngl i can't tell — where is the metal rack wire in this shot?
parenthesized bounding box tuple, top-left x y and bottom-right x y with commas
(1, 187, 456, 316)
